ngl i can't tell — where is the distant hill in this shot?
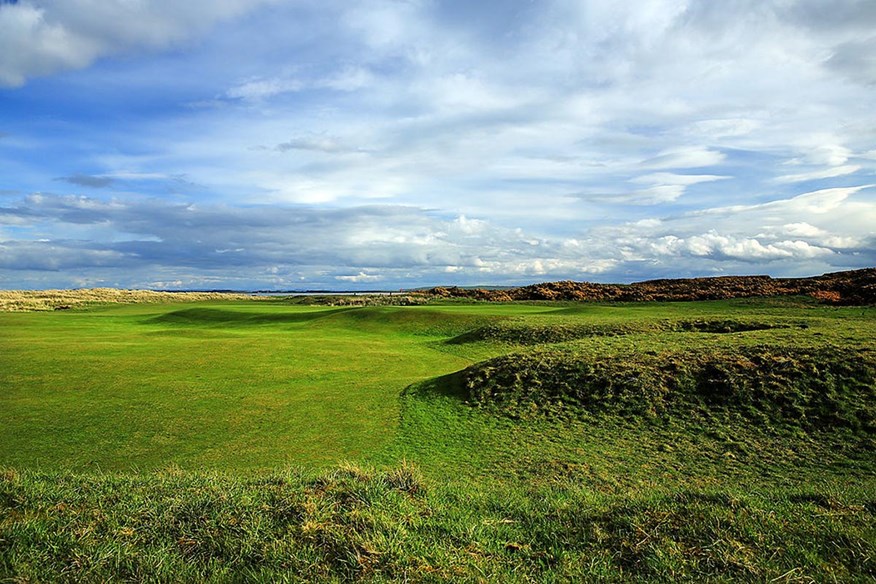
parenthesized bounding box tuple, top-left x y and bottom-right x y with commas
(426, 268, 876, 305)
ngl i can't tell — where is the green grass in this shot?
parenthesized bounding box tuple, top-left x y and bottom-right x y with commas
(1, 296, 874, 581)
(0, 302, 493, 470)
(3, 467, 874, 582)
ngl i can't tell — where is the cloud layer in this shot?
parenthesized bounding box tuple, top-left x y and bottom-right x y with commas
(1, 186, 872, 289)
(0, 1, 874, 288)
(0, 0, 275, 87)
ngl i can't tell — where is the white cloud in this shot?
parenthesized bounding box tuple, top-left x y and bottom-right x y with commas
(761, 222, 860, 249)
(686, 118, 762, 139)
(797, 143, 853, 167)
(693, 186, 868, 217)
(226, 77, 304, 101)
(322, 66, 376, 92)
(642, 147, 726, 169)
(774, 164, 861, 183)
(660, 232, 834, 261)
(631, 173, 729, 187)
(774, 222, 826, 238)
(3, 182, 873, 289)
(274, 135, 362, 154)
(601, 185, 687, 205)
(417, 72, 525, 113)
(569, 181, 875, 278)
(0, 0, 275, 87)
(0, 2, 100, 87)
(335, 272, 382, 283)
(584, 173, 730, 205)
(225, 66, 375, 102)
(450, 215, 488, 236)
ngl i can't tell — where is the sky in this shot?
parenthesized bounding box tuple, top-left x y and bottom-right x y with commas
(0, 0, 874, 290)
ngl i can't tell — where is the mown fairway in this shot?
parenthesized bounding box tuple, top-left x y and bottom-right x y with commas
(0, 302, 459, 469)
(1, 296, 874, 581)
(0, 300, 557, 470)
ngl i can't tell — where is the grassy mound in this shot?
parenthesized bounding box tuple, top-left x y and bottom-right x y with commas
(447, 321, 645, 345)
(447, 319, 793, 346)
(462, 346, 876, 433)
(321, 306, 491, 336)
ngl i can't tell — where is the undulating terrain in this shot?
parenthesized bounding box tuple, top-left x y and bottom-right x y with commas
(1, 285, 874, 581)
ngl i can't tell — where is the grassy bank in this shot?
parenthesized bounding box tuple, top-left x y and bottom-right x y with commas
(2, 465, 874, 582)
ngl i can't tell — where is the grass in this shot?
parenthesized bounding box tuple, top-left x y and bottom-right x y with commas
(460, 345, 875, 433)
(3, 467, 873, 582)
(0, 302, 486, 470)
(1, 295, 874, 581)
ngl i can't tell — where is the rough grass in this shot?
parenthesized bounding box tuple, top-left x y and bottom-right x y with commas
(2, 466, 874, 583)
(0, 289, 265, 312)
(462, 345, 876, 434)
(446, 318, 796, 345)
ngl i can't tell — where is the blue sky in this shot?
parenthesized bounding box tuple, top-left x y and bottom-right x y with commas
(1, 0, 874, 290)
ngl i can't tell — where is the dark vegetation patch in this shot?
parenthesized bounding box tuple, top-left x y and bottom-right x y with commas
(427, 267, 876, 305)
(2, 467, 873, 582)
(281, 294, 429, 307)
(447, 322, 645, 345)
(462, 346, 876, 433)
(447, 319, 796, 346)
(669, 319, 794, 334)
(147, 307, 356, 326)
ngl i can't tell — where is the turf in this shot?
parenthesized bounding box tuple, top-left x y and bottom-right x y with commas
(3, 466, 874, 582)
(0, 302, 486, 470)
(1, 296, 874, 581)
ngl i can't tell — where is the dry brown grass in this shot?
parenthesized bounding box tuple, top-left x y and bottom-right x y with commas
(0, 288, 265, 311)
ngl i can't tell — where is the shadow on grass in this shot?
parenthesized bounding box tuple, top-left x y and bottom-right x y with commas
(319, 306, 490, 336)
(401, 370, 468, 401)
(145, 306, 359, 327)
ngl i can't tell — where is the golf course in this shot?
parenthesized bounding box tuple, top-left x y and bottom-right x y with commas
(4, 0, 875, 580)
(1, 291, 874, 581)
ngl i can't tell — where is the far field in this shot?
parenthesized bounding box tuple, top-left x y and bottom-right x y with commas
(1, 295, 874, 581)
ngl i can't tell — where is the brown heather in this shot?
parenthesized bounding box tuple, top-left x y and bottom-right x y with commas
(427, 267, 876, 305)
(0, 288, 265, 311)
